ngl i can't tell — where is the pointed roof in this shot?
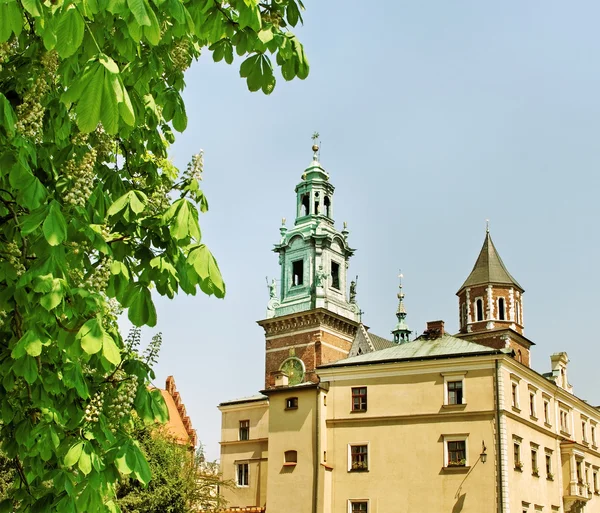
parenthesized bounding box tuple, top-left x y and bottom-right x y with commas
(458, 232, 523, 293)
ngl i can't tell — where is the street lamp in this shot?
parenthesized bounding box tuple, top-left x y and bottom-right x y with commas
(480, 441, 487, 464)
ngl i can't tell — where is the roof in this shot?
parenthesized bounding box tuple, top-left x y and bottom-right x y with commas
(368, 332, 396, 351)
(219, 394, 268, 407)
(321, 333, 502, 368)
(458, 232, 523, 292)
(158, 376, 197, 447)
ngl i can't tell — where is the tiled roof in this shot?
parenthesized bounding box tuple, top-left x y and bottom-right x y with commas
(459, 232, 522, 292)
(219, 394, 268, 407)
(322, 333, 502, 368)
(367, 332, 395, 351)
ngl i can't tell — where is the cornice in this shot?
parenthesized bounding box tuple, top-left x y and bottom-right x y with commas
(257, 308, 358, 338)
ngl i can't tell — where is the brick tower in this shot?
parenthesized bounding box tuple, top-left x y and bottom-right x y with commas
(455, 228, 534, 366)
(258, 143, 360, 389)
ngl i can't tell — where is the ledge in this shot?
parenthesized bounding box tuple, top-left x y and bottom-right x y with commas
(512, 406, 521, 414)
(442, 404, 467, 410)
(283, 462, 297, 467)
(442, 466, 470, 474)
(349, 410, 367, 414)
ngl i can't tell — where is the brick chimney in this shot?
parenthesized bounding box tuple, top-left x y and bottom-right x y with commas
(423, 320, 445, 340)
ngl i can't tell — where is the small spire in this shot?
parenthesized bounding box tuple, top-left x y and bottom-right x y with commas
(392, 270, 411, 343)
(311, 131, 320, 162)
(486, 219, 490, 233)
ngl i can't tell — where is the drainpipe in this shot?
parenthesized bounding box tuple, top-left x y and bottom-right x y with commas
(313, 388, 320, 513)
(495, 359, 504, 513)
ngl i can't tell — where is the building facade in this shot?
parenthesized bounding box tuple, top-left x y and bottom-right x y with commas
(218, 147, 599, 513)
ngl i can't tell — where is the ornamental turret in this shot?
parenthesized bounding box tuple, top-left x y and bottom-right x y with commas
(456, 228, 534, 366)
(265, 142, 360, 322)
(391, 273, 411, 343)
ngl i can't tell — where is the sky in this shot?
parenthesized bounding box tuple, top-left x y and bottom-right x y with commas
(125, 1, 600, 460)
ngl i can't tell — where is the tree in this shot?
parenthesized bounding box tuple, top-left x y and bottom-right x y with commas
(116, 425, 230, 513)
(0, 0, 309, 511)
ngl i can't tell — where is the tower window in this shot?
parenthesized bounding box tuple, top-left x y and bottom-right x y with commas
(476, 298, 484, 321)
(324, 196, 331, 217)
(331, 261, 340, 290)
(300, 194, 309, 216)
(314, 191, 320, 215)
(292, 260, 304, 286)
(498, 297, 505, 320)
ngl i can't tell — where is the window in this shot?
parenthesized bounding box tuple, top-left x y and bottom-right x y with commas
(331, 261, 340, 290)
(592, 424, 597, 447)
(531, 448, 539, 476)
(236, 463, 249, 487)
(543, 400, 550, 425)
(498, 297, 505, 320)
(300, 194, 309, 216)
(559, 408, 570, 433)
(476, 298, 484, 321)
(448, 381, 463, 405)
(582, 420, 588, 443)
(349, 501, 368, 513)
(284, 450, 297, 465)
(324, 196, 331, 217)
(511, 382, 519, 409)
(314, 191, 320, 215)
(292, 260, 303, 286)
(351, 387, 367, 412)
(239, 420, 249, 441)
(576, 460, 583, 484)
(349, 444, 368, 471)
(593, 470, 598, 493)
(514, 442, 522, 470)
(545, 451, 553, 479)
(446, 440, 466, 467)
(529, 392, 536, 418)
(286, 397, 298, 410)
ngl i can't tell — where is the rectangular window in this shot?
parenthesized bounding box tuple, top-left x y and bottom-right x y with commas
(582, 419, 588, 443)
(351, 387, 367, 412)
(531, 449, 538, 476)
(546, 452, 553, 479)
(349, 445, 368, 471)
(236, 463, 249, 487)
(560, 409, 570, 433)
(447, 381, 463, 405)
(512, 382, 519, 409)
(331, 261, 340, 290)
(543, 400, 550, 425)
(292, 260, 304, 286)
(285, 397, 298, 410)
(592, 425, 597, 446)
(593, 471, 598, 492)
(239, 420, 249, 441)
(577, 461, 583, 484)
(350, 502, 368, 513)
(447, 440, 466, 467)
(514, 443, 522, 470)
(529, 393, 536, 418)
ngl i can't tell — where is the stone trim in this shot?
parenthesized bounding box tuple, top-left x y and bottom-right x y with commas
(258, 309, 358, 338)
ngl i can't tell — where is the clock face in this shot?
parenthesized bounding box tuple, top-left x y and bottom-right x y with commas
(280, 357, 305, 386)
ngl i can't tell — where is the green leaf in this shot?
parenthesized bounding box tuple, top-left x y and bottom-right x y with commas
(77, 318, 104, 355)
(127, 0, 151, 26)
(0, 92, 17, 137)
(98, 53, 120, 74)
(12, 355, 38, 384)
(20, 205, 49, 236)
(11, 331, 39, 359)
(78, 443, 92, 475)
(102, 332, 121, 365)
(56, 6, 85, 58)
(64, 441, 85, 467)
(0, 2, 21, 45)
(124, 284, 157, 327)
(187, 244, 226, 298)
(42, 201, 67, 246)
(286, 0, 301, 27)
(20, 0, 41, 16)
(76, 63, 104, 133)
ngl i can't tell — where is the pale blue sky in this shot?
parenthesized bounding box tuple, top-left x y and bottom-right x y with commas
(128, 1, 600, 460)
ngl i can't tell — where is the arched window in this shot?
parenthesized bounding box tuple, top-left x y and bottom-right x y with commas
(517, 350, 522, 363)
(476, 299, 484, 321)
(300, 194, 309, 216)
(314, 191, 320, 215)
(516, 301, 521, 324)
(498, 298, 505, 320)
(324, 196, 331, 217)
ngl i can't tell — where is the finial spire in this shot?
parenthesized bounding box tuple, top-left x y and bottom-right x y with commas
(486, 219, 490, 233)
(311, 131, 320, 161)
(392, 270, 411, 343)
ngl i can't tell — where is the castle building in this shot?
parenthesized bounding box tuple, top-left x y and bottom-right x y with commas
(217, 147, 599, 513)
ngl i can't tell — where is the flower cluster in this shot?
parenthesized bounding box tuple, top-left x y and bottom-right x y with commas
(0, 310, 8, 328)
(2, 241, 25, 276)
(63, 148, 98, 207)
(186, 151, 204, 182)
(143, 333, 162, 366)
(84, 257, 113, 293)
(85, 391, 105, 423)
(170, 39, 191, 71)
(107, 374, 138, 427)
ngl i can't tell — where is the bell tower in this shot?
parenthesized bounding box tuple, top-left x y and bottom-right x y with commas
(259, 143, 360, 389)
(455, 229, 534, 366)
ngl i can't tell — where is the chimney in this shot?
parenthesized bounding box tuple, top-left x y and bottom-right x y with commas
(273, 371, 289, 388)
(424, 320, 445, 339)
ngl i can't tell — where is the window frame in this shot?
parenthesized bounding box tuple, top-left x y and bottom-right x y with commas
(291, 259, 304, 287)
(513, 437, 523, 471)
(498, 297, 506, 320)
(443, 372, 467, 406)
(545, 450, 554, 480)
(559, 406, 571, 435)
(238, 419, 250, 441)
(347, 442, 369, 472)
(582, 416, 589, 444)
(443, 435, 468, 468)
(284, 450, 298, 466)
(542, 394, 551, 426)
(285, 397, 298, 410)
(235, 462, 249, 487)
(510, 376, 521, 411)
(591, 422, 597, 448)
(530, 444, 539, 476)
(331, 261, 341, 290)
(348, 500, 369, 513)
(475, 297, 484, 321)
(351, 387, 367, 412)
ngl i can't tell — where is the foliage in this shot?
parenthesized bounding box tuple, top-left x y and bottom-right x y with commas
(117, 426, 229, 513)
(0, 0, 309, 510)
